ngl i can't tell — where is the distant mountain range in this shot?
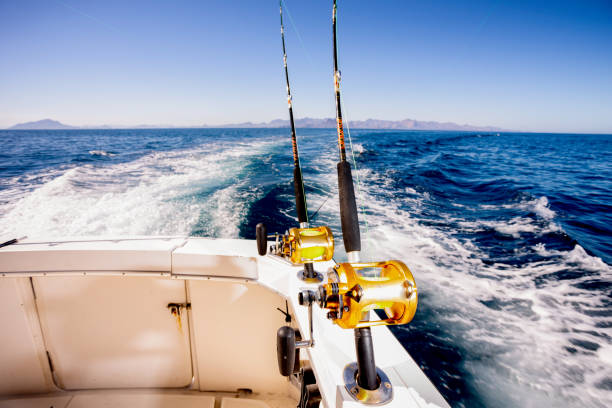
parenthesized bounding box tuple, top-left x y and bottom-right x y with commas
(8, 119, 76, 130)
(7, 118, 503, 132)
(7, 119, 169, 130)
(208, 117, 503, 131)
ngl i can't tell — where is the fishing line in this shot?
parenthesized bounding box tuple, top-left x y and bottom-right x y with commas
(280, 0, 308, 224)
(309, 194, 331, 222)
(280, 0, 323, 223)
(280, 0, 316, 70)
(54, 0, 121, 34)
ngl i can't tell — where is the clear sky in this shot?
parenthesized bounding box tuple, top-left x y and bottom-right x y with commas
(0, 0, 611, 133)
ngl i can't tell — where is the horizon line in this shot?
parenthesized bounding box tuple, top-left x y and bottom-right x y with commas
(4, 117, 612, 135)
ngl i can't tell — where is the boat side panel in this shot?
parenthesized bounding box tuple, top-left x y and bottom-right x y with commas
(189, 280, 289, 394)
(0, 278, 55, 395)
(33, 276, 193, 389)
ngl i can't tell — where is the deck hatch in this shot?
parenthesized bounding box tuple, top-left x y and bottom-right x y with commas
(33, 276, 193, 389)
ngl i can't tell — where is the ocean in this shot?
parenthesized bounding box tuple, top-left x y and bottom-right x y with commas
(0, 128, 610, 407)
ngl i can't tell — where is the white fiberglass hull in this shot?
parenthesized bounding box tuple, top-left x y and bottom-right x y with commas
(0, 237, 449, 408)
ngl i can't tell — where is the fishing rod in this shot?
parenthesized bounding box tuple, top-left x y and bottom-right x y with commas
(273, 3, 418, 405)
(296, 0, 418, 400)
(255, 1, 334, 283)
(331, 0, 380, 393)
(333, 0, 360, 262)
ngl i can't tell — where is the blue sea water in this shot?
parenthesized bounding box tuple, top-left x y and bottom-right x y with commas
(0, 128, 610, 407)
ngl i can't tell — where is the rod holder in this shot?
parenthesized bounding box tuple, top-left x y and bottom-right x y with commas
(298, 263, 324, 283)
(343, 362, 393, 405)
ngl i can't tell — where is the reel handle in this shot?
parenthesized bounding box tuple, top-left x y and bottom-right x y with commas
(276, 326, 296, 376)
(277, 295, 316, 376)
(256, 223, 267, 256)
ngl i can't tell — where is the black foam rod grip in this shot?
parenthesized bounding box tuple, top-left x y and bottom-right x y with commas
(293, 166, 308, 223)
(337, 161, 361, 253)
(277, 326, 296, 376)
(256, 223, 267, 256)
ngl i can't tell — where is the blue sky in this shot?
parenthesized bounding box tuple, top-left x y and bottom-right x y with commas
(0, 0, 610, 133)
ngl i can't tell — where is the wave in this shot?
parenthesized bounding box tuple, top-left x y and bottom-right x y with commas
(0, 139, 277, 238)
(458, 216, 561, 239)
(349, 142, 366, 155)
(305, 149, 612, 407)
(480, 196, 557, 220)
(88, 150, 116, 157)
(369, 193, 609, 408)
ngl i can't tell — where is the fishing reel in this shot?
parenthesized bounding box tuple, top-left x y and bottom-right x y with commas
(257, 223, 334, 264)
(299, 260, 417, 329)
(295, 260, 417, 404)
(256, 223, 334, 282)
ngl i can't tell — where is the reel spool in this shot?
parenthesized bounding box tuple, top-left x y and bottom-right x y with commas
(307, 261, 417, 329)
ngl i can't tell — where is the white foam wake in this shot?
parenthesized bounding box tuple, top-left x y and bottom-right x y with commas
(310, 147, 612, 408)
(480, 196, 557, 220)
(367, 192, 610, 408)
(0, 140, 275, 239)
(88, 150, 116, 157)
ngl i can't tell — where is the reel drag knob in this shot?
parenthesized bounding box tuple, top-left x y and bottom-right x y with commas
(276, 326, 296, 376)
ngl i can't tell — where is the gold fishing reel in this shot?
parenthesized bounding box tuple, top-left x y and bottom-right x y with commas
(256, 223, 334, 282)
(287, 226, 334, 264)
(300, 261, 417, 329)
(270, 226, 334, 265)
